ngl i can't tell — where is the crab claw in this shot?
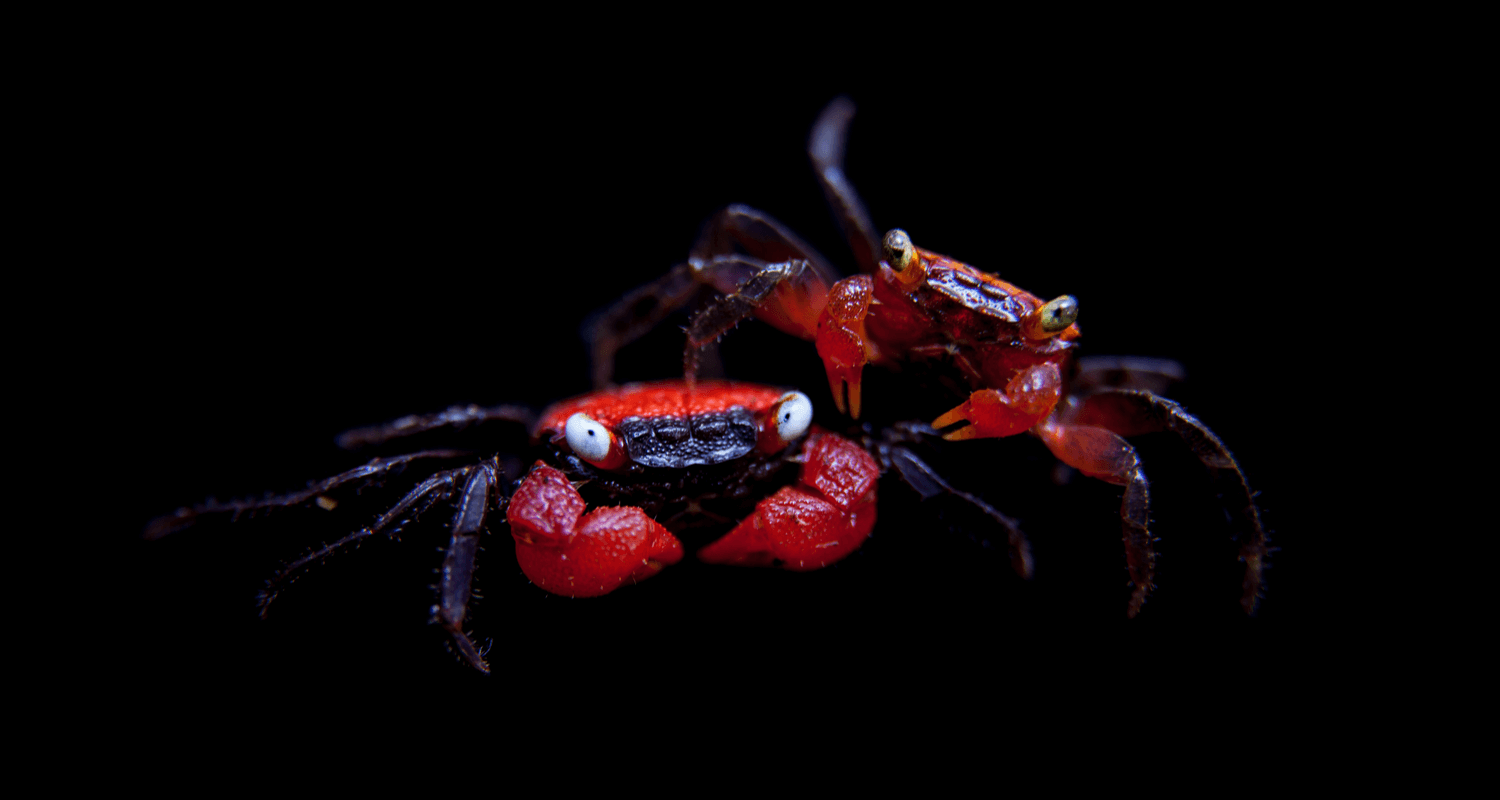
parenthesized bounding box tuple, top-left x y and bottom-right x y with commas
(509, 463, 684, 597)
(932, 364, 1064, 441)
(819, 353, 864, 420)
(816, 275, 874, 418)
(699, 432, 878, 570)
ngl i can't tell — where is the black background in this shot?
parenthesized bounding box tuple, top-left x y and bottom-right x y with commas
(101, 62, 1332, 707)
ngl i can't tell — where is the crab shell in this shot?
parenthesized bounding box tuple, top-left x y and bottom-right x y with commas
(509, 380, 879, 597)
(535, 381, 798, 467)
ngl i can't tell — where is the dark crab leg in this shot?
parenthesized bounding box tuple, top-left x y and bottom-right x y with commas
(808, 96, 882, 275)
(434, 458, 502, 673)
(255, 464, 478, 618)
(882, 445, 1035, 580)
(1071, 356, 1186, 398)
(143, 450, 473, 540)
(681, 258, 829, 383)
(335, 405, 535, 450)
(1034, 416, 1156, 616)
(1072, 389, 1269, 615)
(584, 262, 713, 390)
(687, 205, 842, 286)
(586, 205, 842, 390)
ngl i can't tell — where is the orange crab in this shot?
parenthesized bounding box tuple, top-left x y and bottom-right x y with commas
(591, 98, 1268, 617)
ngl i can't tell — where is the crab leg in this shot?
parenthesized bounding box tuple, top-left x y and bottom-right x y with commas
(255, 463, 481, 617)
(687, 205, 842, 286)
(144, 450, 473, 540)
(1031, 415, 1155, 616)
(682, 257, 831, 382)
(507, 462, 684, 597)
(698, 432, 879, 570)
(434, 459, 501, 673)
(807, 96, 881, 275)
(883, 445, 1034, 580)
(585, 262, 715, 390)
(587, 205, 842, 390)
(1069, 389, 1269, 615)
(335, 405, 534, 450)
(1070, 356, 1185, 398)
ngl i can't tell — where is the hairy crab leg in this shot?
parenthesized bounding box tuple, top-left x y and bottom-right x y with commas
(587, 204, 842, 391)
(584, 262, 715, 390)
(335, 405, 535, 450)
(1071, 389, 1269, 614)
(143, 450, 473, 540)
(255, 465, 478, 617)
(1033, 415, 1155, 616)
(881, 445, 1035, 580)
(686, 205, 842, 285)
(434, 458, 502, 673)
(682, 258, 830, 383)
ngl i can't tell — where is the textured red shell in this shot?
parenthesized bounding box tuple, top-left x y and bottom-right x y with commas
(535, 380, 789, 436)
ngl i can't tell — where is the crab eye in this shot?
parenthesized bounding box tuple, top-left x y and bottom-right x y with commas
(883, 229, 916, 273)
(1023, 295, 1079, 339)
(564, 412, 613, 465)
(773, 391, 814, 442)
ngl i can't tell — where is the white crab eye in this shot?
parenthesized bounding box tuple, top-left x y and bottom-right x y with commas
(565, 412, 613, 464)
(773, 391, 813, 442)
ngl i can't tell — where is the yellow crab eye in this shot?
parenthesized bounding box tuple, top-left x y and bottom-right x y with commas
(1023, 295, 1079, 339)
(883, 229, 916, 273)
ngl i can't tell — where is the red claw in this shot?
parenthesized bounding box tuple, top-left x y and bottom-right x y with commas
(699, 432, 878, 570)
(509, 463, 683, 597)
(816, 275, 874, 418)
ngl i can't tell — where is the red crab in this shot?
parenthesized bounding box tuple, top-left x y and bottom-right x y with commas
(146, 379, 879, 673)
(591, 98, 1269, 617)
(512, 380, 877, 598)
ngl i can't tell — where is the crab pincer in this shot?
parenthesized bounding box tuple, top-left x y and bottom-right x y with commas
(508, 463, 684, 597)
(697, 431, 878, 570)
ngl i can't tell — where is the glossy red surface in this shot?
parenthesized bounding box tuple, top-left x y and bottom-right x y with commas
(535, 380, 788, 435)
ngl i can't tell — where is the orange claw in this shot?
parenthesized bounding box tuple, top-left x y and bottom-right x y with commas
(933, 364, 1064, 441)
(816, 275, 874, 418)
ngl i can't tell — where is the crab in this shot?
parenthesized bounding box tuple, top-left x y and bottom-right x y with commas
(148, 380, 888, 673)
(589, 97, 1269, 617)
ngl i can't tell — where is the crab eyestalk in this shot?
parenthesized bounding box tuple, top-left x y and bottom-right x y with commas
(755, 391, 814, 453)
(883, 228, 925, 289)
(1021, 295, 1079, 340)
(564, 412, 628, 470)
